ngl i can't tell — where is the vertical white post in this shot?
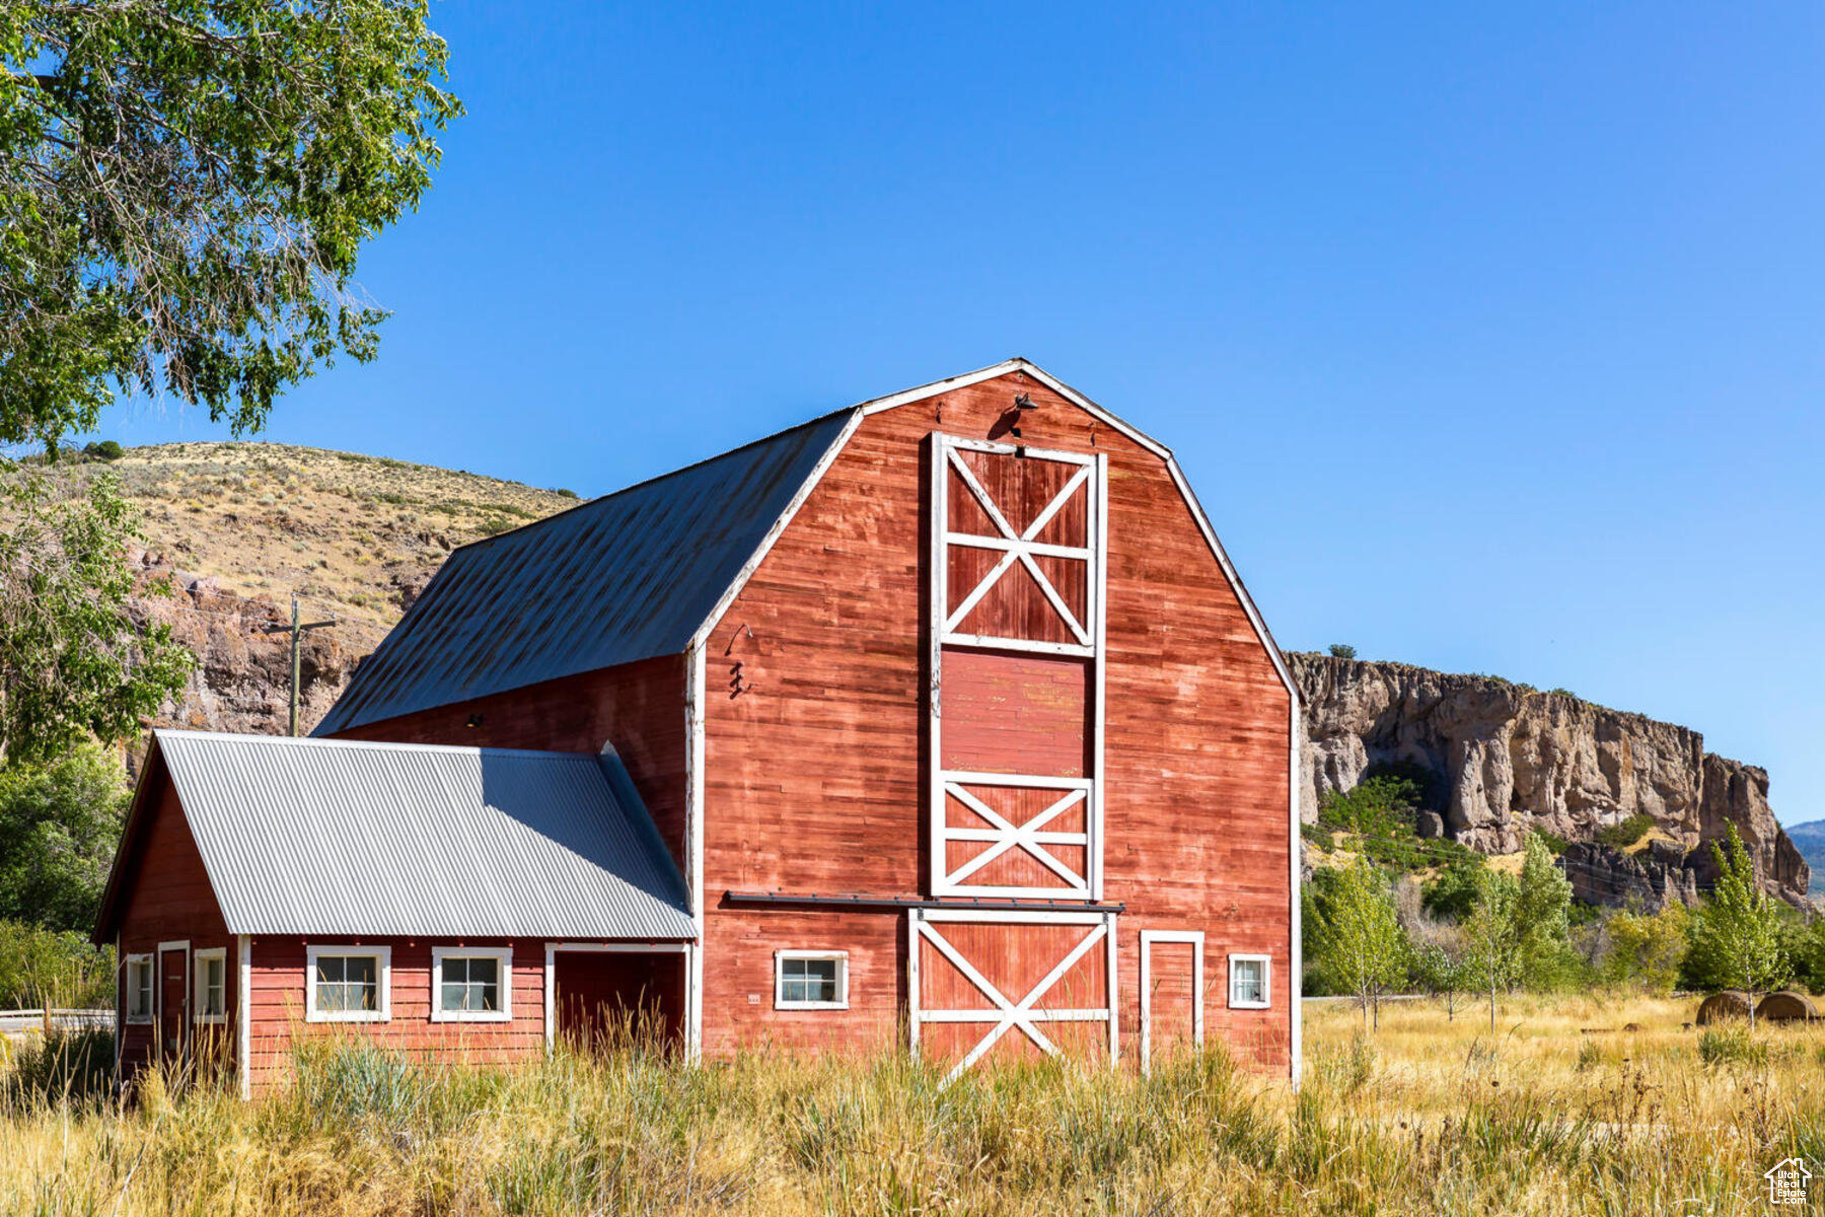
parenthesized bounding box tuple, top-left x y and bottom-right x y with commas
(1288, 697, 1302, 1088)
(685, 644, 707, 1063)
(1091, 452, 1108, 902)
(543, 943, 556, 1052)
(907, 909, 922, 1059)
(1105, 912, 1119, 1066)
(1138, 932, 1153, 1076)
(927, 436, 948, 897)
(236, 935, 251, 1100)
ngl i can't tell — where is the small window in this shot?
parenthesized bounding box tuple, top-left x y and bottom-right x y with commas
(306, 946, 391, 1022)
(194, 948, 227, 1023)
(1229, 954, 1271, 1009)
(124, 954, 154, 1023)
(431, 947, 512, 1022)
(775, 951, 848, 1010)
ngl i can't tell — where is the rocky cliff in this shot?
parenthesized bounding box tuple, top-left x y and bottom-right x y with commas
(1292, 654, 1810, 908)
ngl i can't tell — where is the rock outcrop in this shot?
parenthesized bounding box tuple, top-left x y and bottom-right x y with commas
(1292, 653, 1810, 908)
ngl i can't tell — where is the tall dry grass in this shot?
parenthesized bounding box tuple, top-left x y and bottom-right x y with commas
(2, 995, 1822, 1215)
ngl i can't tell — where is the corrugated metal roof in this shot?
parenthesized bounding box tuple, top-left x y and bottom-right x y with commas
(315, 412, 855, 735)
(153, 730, 694, 939)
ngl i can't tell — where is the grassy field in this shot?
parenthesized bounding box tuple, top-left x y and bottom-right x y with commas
(3, 995, 1822, 1216)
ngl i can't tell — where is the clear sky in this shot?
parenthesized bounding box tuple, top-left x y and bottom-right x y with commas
(86, 4, 1825, 825)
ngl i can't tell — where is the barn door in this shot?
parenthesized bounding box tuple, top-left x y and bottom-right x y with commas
(909, 909, 1118, 1081)
(1139, 931, 1205, 1075)
(928, 435, 1107, 900)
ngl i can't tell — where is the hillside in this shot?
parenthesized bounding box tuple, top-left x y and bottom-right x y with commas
(1294, 653, 1811, 907)
(1788, 820, 1825, 896)
(41, 442, 578, 743)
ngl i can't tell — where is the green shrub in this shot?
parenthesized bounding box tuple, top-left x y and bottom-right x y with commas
(0, 921, 115, 1008)
(1698, 1027, 1767, 1068)
(81, 440, 123, 461)
(1596, 814, 1657, 850)
(1328, 643, 1357, 659)
(1, 1027, 115, 1109)
(553, 488, 579, 499)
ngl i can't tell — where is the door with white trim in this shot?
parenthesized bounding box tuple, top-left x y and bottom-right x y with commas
(909, 909, 1118, 1080)
(1139, 931, 1205, 1074)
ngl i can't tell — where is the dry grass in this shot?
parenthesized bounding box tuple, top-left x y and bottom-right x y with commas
(3, 997, 1823, 1215)
(38, 442, 578, 632)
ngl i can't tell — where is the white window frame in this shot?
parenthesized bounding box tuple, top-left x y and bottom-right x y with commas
(305, 945, 392, 1023)
(124, 953, 155, 1024)
(1228, 953, 1272, 1010)
(193, 947, 228, 1025)
(431, 946, 514, 1023)
(774, 950, 849, 1011)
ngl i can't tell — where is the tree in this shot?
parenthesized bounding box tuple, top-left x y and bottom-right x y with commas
(0, 472, 191, 763)
(1462, 869, 1522, 1032)
(0, 1, 461, 450)
(1512, 832, 1576, 988)
(0, 744, 129, 932)
(1318, 858, 1406, 1029)
(1597, 904, 1690, 993)
(1684, 826, 1790, 1030)
(1328, 644, 1357, 659)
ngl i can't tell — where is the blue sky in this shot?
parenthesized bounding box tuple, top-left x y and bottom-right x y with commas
(90, 4, 1825, 825)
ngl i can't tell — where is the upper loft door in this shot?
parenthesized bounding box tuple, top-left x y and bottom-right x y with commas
(928, 435, 1107, 900)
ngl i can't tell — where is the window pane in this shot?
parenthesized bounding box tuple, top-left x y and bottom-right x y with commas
(441, 982, 467, 1011)
(344, 956, 377, 988)
(444, 957, 469, 986)
(1233, 961, 1264, 1004)
(316, 956, 344, 985)
(782, 958, 807, 981)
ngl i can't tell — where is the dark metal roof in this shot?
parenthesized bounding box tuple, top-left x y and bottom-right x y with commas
(316, 412, 854, 735)
(139, 731, 694, 939)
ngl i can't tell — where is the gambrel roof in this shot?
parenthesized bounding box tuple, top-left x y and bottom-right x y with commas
(94, 731, 695, 941)
(316, 359, 1295, 736)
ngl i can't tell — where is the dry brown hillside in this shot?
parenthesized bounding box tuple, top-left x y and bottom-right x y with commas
(42, 443, 578, 746)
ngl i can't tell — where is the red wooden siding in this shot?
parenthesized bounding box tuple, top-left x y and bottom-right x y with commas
(244, 937, 550, 1092)
(914, 916, 1110, 1068)
(701, 370, 1293, 1073)
(330, 655, 689, 868)
(114, 769, 235, 1079)
(938, 652, 1088, 777)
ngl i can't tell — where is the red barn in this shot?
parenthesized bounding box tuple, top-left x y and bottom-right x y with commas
(97, 359, 1301, 1094)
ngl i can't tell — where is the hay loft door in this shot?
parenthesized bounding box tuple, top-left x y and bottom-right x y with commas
(927, 435, 1107, 900)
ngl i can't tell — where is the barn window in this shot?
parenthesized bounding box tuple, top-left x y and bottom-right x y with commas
(306, 945, 391, 1022)
(431, 947, 513, 1022)
(775, 951, 848, 1010)
(1228, 954, 1271, 1009)
(194, 948, 227, 1024)
(124, 954, 154, 1024)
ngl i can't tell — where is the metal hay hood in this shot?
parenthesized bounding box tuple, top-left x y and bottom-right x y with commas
(95, 730, 695, 941)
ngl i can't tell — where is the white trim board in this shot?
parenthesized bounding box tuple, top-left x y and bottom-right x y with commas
(192, 947, 228, 1026)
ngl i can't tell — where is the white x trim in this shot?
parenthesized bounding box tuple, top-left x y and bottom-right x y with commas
(909, 911, 1117, 1084)
(937, 777, 1091, 896)
(942, 448, 1095, 649)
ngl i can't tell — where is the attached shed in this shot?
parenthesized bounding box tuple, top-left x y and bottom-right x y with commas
(95, 731, 693, 1095)
(105, 359, 1300, 1089)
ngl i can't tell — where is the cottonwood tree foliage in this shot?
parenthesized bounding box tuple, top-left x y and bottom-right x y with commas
(0, 0, 461, 449)
(1462, 869, 1521, 1032)
(0, 472, 190, 762)
(1316, 857, 1406, 1029)
(1685, 826, 1790, 1029)
(0, 743, 128, 931)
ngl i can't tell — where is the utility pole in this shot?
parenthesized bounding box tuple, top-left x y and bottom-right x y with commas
(262, 593, 336, 737)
